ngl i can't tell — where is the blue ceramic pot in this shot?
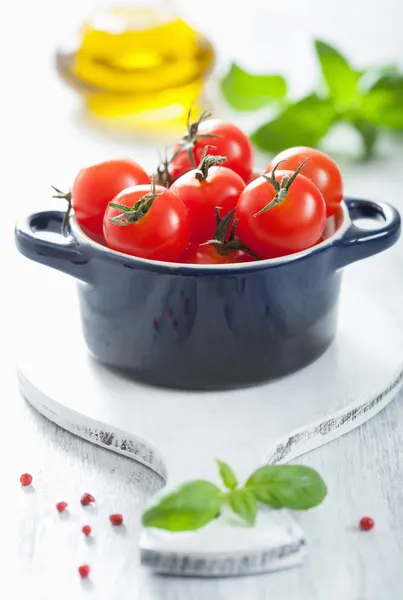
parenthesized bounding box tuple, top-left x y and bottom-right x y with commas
(15, 198, 400, 389)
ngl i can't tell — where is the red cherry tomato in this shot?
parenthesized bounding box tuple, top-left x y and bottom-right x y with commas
(265, 147, 343, 217)
(235, 168, 326, 259)
(181, 243, 254, 265)
(103, 184, 190, 262)
(72, 159, 150, 242)
(170, 158, 245, 245)
(170, 117, 253, 183)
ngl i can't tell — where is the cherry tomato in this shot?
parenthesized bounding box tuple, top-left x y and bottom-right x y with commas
(235, 167, 326, 259)
(181, 243, 254, 265)
(265, 147, 343, 216)
(72, 159, 150, 242)
(170, 156, 245, 245)
(170, 116, 253, 183)
(103, 184, 190, 262)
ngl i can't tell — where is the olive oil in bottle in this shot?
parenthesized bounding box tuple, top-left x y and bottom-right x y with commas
(56, 3, 215, 131)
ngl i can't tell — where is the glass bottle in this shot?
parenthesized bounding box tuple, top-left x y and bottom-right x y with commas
(56, 1, 215, 132)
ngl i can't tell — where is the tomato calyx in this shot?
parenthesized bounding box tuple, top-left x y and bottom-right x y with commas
(108, 179, 164, 226)
(51, 185, 72, 233)
(171, 107, 222, 169)
(254, 158, 308, 217)
(204, 208, 260, 260)
(194, 146, 227, 182)
(155, 151, 174, 188)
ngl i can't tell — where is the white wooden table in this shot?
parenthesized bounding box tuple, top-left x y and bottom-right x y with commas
(3, 0, 403, 597)
(6, 176, 403, 600)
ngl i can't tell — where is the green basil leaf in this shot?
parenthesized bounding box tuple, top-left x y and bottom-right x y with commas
(220, 63, 287, 111)
(251, 94, 336, 153)
(246, 465, 327, 510)
(315, 40, 359, 105)
(359, 72, 403, 129)
(216, 459, 238, 490)
(228, 489, 257, 526)
(353, 120, 378, 159)
(359, 66, 401, 93)
(142, 481, 223, 531)
(362, 104, 403, 129)
(366, 71, 403, 93)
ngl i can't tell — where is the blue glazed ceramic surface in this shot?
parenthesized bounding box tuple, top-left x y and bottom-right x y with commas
(15, 198, 400, 389)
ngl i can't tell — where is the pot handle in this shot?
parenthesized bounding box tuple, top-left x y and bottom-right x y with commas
(15, 210, 93, 284)
(335, 198, 401, 268)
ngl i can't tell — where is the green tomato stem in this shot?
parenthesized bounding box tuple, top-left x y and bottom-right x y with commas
(254, 158, 307, 217)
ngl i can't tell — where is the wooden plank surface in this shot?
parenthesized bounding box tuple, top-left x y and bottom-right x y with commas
(4, 364, 403, 600)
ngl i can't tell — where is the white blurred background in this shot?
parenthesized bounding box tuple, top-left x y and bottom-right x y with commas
(2, 0, 403, 184)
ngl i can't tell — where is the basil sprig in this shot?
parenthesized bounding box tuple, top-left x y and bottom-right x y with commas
(142, 460, 326, 532)
(220, 39, 403, 159)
